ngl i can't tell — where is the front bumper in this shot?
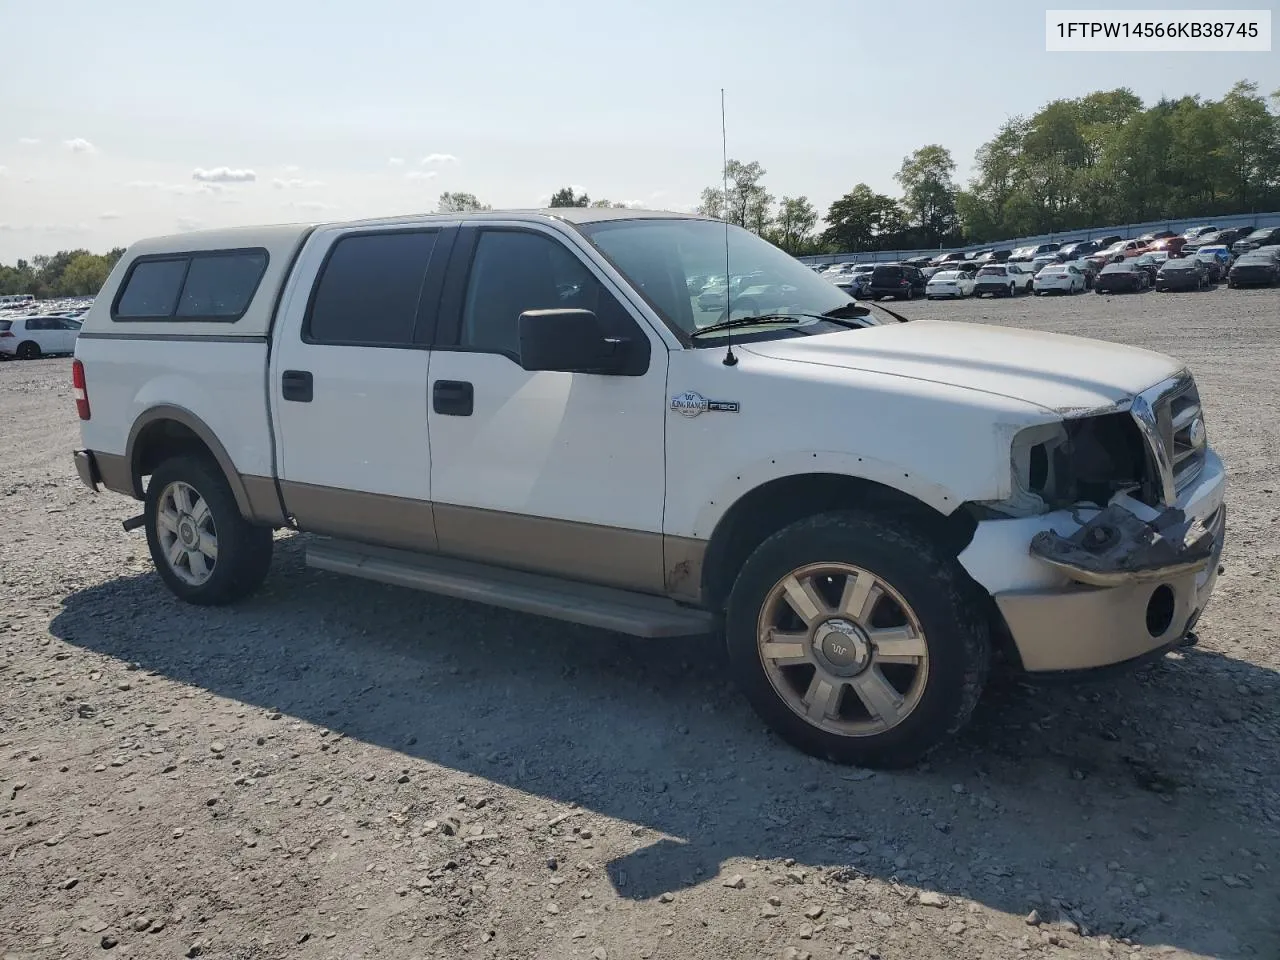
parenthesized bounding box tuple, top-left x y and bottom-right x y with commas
(959, 449, 1226, 673)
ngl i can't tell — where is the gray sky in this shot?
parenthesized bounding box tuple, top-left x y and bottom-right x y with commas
(1, 0, 1276, 261)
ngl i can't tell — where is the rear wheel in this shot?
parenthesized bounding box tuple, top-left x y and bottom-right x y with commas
(144, 455, 273, 605)
(16, 341, 40, 360)
(725, 511, 990, 768)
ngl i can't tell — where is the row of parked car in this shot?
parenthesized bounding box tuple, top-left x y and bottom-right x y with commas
(817, 223, 1280, 301)
(0, 297, 93, 360)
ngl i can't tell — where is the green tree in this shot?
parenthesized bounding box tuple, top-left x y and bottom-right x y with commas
(588, 199, 630, 208)
(58, 253, 113, 296)
(768, 196, 818, 253)
(436, 191, 490, 213)
(822, 184, 908, 251)
(699, 159, 773, 234)
(895, 145, 959, 247)
(549, 186, 590, 207)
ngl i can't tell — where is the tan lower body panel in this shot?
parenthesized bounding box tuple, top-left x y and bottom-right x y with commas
(265, 482, 708, 600)
(995, 571, 1197, 672)
(241, 475, 287, 526)
(664, 535, 707, 602)
(94, 452, 134, 498)
(434, 503, 668, 595)
(280, 481, 438, 553)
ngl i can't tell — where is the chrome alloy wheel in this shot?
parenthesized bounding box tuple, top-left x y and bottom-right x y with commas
(155, 481, 218, 586)
(756, 563, 928, 736)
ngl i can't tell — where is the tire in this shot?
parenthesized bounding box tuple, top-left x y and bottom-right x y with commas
(725, 510, 991, 768)
(1095, 288, 1105, 294)
(144, 454, 273, 606)
(16, 341, 40, 360)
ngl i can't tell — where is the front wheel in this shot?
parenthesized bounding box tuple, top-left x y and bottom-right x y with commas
(725, 511, 991, 768)
(144, 455, 273, 605)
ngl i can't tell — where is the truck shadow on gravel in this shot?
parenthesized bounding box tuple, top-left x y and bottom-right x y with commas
(50, 535, 1279, 957)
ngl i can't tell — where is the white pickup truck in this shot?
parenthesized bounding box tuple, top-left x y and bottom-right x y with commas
(71, 208, 1226, 767)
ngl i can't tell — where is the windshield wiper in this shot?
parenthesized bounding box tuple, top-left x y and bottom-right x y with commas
(826, 301, 910, 324)
(689, 314, 819, 339)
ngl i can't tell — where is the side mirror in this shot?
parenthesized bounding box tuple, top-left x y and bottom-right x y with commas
(518, 309, 629, 375)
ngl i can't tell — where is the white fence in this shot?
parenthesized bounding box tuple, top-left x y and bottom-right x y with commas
(798, 210, 1280, 267)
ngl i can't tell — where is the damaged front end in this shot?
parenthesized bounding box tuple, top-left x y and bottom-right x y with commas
(958, 373, 1226, 674)
(981, 372, 1218, 587)
(1028, 499, 1215, 587)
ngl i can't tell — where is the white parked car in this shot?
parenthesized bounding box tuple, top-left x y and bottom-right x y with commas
(0, 315, 83, 359)
(71, 208, 1226, 768)
(973, 262, 1034, 297)
(1033, 263, 1086, 295)
(924, 270, 975, 299)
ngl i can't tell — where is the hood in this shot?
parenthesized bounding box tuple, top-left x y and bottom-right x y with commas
(739, 320, 1182, 415)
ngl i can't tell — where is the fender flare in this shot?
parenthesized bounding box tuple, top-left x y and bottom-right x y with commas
(125, 404, 254, 517)
(686, 449, 965, 542)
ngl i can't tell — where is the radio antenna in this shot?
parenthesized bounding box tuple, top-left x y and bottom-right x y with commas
(720, 87, 737, 367)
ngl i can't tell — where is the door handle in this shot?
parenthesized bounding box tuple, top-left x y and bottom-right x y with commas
(433, 379, 473, 416)
(282, 369, 313, 403)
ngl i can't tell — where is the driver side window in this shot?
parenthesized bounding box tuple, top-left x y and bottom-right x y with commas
(459, 230, 635, 360)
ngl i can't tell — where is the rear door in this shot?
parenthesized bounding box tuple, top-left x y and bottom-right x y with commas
(269, 222, 457, 550)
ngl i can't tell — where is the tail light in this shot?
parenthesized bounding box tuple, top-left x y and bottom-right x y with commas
(72, 359, 90, 420)
(0, 330, 12, 338)
(900, 279, 909, 285)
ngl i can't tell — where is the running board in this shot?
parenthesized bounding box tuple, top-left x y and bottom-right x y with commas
(305, 540, 715, 638)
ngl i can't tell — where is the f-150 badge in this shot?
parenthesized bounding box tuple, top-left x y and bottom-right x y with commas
(670, 391, 739, 417)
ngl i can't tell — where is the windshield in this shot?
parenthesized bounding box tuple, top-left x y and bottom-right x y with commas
(977, 266, 1006, 276)
(931, 271, 962, 281)
(579, 218, 855, 344)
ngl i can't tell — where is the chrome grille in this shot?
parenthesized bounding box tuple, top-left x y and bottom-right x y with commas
(1130, 372, 1206, 506)
(1165, 383, 1206, 492)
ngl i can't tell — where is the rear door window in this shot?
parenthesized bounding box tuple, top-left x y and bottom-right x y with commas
(305, 231, 438, 347)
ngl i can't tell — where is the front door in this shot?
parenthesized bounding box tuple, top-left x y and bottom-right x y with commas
(269, 224, 455, 550)
(426, 222, 669, 592)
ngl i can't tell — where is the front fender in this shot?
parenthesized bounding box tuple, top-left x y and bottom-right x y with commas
(685, 449, 969, 542)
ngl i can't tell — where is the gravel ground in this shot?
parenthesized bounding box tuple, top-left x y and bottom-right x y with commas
(2, 285, 1278, 960)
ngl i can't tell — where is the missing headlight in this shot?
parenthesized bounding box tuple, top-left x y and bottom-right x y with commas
(985, 414, 1150, 517)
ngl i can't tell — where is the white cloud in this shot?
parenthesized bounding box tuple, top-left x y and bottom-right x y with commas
(405, 170, 437, 180)
(0, 166, 7, 177)
(18, 137, 40, 146)
(98, 211, 122, 220)
(421, 153, 457, 165)
(291, 200, 335, 212)
(177, 217, 204, 231)
(130, 179, 223, 196)
(192, 166, 256, 183)
(64, 138, 97, 154)
(388, 157, 405, 166)
(272, 177, 324, 189)
(282, 164, 301, 174)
